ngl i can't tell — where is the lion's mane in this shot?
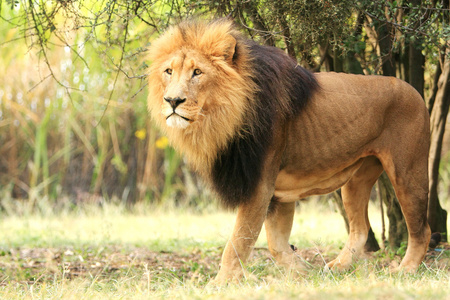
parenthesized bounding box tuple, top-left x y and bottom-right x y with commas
(147, 19, 318, 208)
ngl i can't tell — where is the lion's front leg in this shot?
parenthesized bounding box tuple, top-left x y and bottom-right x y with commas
(265, 201, 306, 273)
(213, 197, 270, 284)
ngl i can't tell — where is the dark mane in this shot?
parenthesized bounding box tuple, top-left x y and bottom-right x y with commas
(211, 41, 318, 208)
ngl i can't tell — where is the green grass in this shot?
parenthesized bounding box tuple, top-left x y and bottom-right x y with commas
(0, 200, 449, 299)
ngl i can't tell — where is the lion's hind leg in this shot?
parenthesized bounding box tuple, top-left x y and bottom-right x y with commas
(326, 156, 384, 271)
(379, 150, 431, 272)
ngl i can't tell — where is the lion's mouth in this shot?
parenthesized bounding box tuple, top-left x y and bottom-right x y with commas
(166, 113, 191, 129)
(166, 113, 190, 122)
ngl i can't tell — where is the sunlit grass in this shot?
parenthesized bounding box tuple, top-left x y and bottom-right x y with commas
(1, 197, 448, 251)
(0, 199, 350, 250)
(3, 274, 450, 300)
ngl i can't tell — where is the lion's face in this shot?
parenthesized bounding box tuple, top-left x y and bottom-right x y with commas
(159, 50, 216, 129)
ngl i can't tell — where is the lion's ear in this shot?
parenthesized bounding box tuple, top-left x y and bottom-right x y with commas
(209, 35, 237, 63)
(222, 35, 237, 63)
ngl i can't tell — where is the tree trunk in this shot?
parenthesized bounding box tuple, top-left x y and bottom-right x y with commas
(378, 173, 408, 248)
(318, 43, 334, 72)
(332, 190, 349, 232)
(344, 52, 364, 74)
(333, 48, 344, 73)
(427, 60, 442, 113)
(376, 21, 396, 76)
(400, 45, 409, 82)
(428, 50, 450, 241)
(409, 43, 425, 97)
(407, 0, 426, 97)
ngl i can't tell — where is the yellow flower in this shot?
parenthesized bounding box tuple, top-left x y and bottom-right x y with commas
(155, 136, 169, 149)
(135, 129, 146, 140)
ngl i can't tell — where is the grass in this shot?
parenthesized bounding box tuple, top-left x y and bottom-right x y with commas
(0, 200, 449, 299)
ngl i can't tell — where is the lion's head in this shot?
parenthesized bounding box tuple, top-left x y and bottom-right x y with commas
(147, 19, 256, 172)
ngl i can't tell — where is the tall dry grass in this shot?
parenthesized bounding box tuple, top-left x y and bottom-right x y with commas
(0, 17, 205, 210)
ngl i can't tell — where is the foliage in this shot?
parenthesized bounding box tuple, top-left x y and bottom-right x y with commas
(0, 1, 449, 215)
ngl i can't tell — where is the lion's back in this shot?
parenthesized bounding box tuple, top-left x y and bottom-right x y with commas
(284, 72, 429, 171)
(313, 72, 427, 118)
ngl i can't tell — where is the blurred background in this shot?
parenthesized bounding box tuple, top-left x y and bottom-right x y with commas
(0, 1, 449, 240)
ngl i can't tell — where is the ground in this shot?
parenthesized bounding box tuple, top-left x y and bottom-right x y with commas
(1, 243, 449, 289)
(0, 201, 449, 298)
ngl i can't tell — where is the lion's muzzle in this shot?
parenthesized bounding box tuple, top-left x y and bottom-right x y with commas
(164, 96, 186, 109)
(163, 96, 192, 129)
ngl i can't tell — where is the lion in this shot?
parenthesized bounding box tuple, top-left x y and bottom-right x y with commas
(147, 19, 431, 283)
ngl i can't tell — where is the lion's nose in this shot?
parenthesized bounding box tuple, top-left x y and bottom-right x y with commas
(164, 97, 186, 109)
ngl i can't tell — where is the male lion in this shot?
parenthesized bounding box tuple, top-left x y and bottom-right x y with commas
(147, 19, 431, 283)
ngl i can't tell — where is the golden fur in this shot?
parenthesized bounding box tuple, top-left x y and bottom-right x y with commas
(147, 19, 431, 283)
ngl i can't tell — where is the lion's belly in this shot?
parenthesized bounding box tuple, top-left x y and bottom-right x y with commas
(274, 158, 364, 202)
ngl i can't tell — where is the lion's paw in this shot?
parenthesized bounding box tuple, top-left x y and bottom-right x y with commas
(273, 250, 309, 275)
(325, 257, 351, 272)
(389, 260, 419, 274)
(209, 269, 243, 286)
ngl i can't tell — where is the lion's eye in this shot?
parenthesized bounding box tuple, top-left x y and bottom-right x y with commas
(165, 68, 172, 75)
(193, 69, 202, 76)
